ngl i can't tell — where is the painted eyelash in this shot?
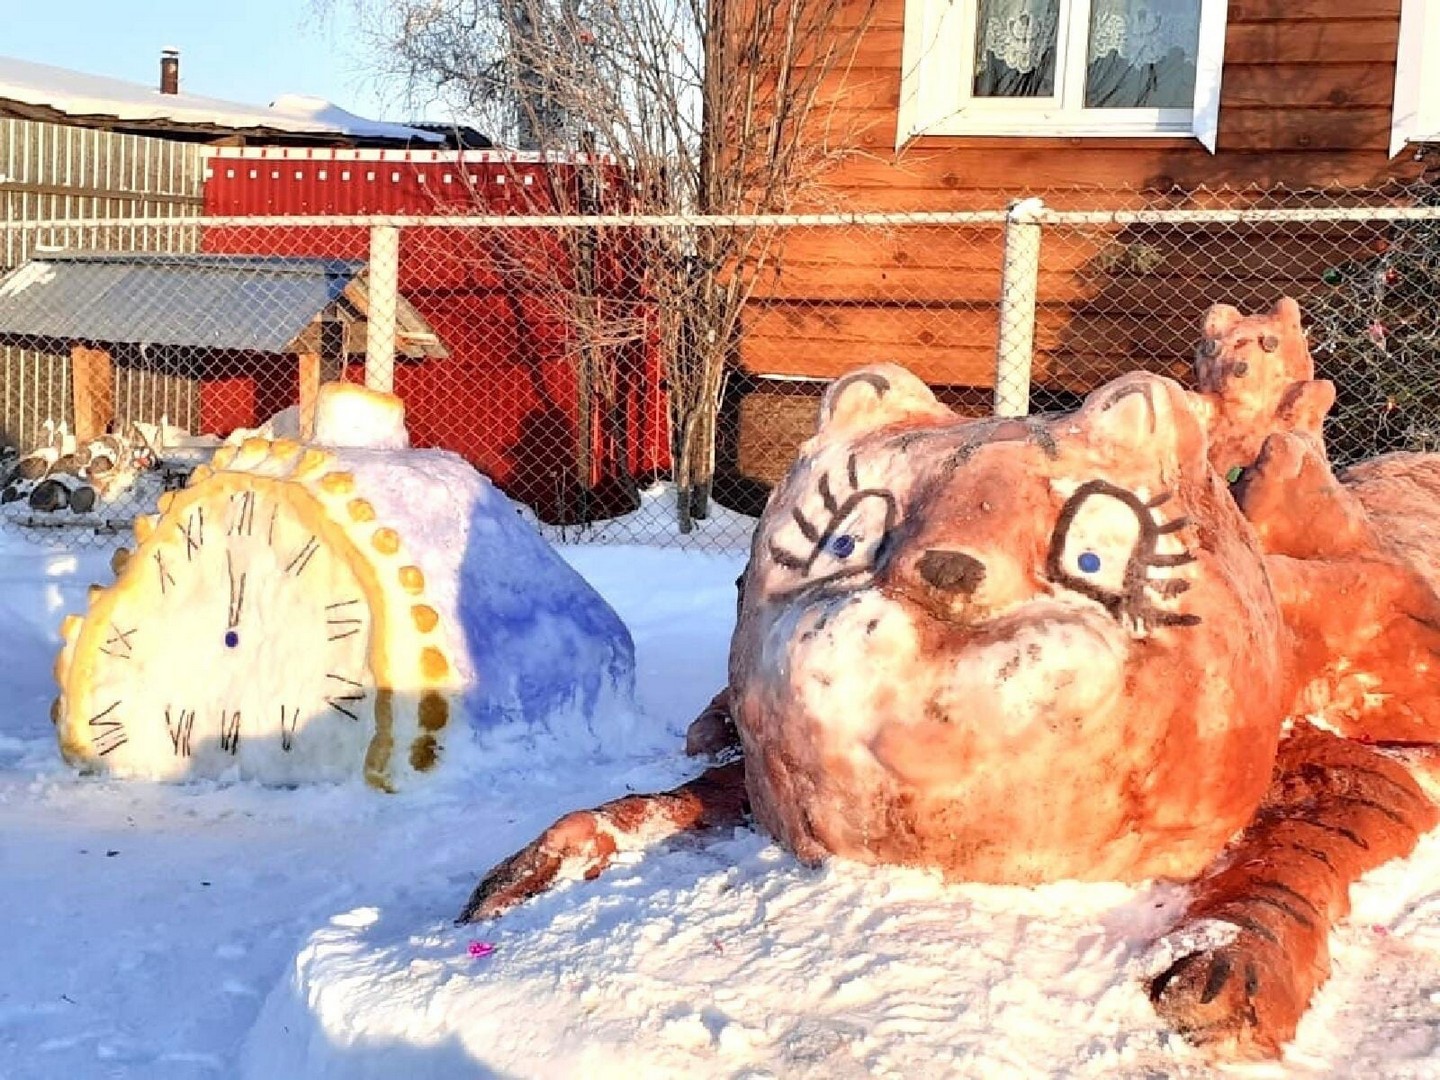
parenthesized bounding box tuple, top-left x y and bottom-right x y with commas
(769, 452, 897, 579)
(1136, 492, 1200, 627)
(1048, 481, 1200, 632)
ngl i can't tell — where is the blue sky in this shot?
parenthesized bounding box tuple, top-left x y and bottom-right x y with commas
(4, 0, 420, 121)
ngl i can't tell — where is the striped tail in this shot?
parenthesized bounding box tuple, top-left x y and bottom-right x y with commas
(458, 761, 748, 923)
(1148, 721, 1439, 1057)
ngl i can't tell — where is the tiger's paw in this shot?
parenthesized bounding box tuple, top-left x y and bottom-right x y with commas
(457, 811, 616, 923)
(1147, 919, 1308, 1059)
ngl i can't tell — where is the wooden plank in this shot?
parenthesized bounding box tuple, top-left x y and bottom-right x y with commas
(1042, 352, 1194, 393)
(816, 144, 1416, 199)
(756, 218, 1378, 298)
(1228, 0, 1399, 21)
(828, 0, 900, 32)
(751, 264, 1345, 306)
(805, 104, 898, 149)
(1222, 63, 1398, 109)
(851, 28, 909, 68)
(298, 352, 321, 440)
(741, 336, 1003, 383)
(740, 334, 1193, 391)
(71, 343, 114, 440)
(1217, 106, 1393, 152)
(0, 178, 203, 205)
(796, 68, 901, 111)
(746, 303, 1211, 353)
(1225, 19, 1399, 65)
(741, 302, 1270, 385)
(760, 225, 1008, 270)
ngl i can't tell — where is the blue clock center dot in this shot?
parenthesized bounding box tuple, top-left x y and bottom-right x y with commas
(1077, 551, 1102, 574)
(224, 630, 240, 648)
(829, 533, 856, 558)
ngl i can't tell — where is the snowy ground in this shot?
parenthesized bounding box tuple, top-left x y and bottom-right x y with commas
(2, 526, 1439, 1078)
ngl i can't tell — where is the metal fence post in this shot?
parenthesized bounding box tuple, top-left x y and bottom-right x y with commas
(993, 197, 1044, 418)
(366, 224, 400, 393)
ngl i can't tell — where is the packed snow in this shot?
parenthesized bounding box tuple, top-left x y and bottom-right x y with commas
(1, 503, 1439, 1077)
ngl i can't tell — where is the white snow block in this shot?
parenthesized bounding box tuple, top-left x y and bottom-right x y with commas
(312, 382, 410, 450)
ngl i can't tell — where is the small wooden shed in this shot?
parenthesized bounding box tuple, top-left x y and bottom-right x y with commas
(0, 251, 447, 443)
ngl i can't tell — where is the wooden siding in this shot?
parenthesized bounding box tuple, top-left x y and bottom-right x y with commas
(741, 0, 1422, 397)
(0, 119, 206, 449)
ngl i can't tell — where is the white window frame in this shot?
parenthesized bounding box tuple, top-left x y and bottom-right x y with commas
(897, 0, 1228, 152)
(1393, 0, 1440, 157)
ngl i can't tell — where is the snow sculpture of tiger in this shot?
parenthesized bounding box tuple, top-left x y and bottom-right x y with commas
(459, 349, 1440, 1058)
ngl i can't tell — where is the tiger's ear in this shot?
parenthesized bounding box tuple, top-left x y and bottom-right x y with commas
(1077, 372, 1205, 467)
(1201, 303, 1242, 341)
(815, 364, 955, 442)
(1271, 296, 1303, 330)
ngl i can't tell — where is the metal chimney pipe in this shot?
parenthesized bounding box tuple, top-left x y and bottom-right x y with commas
(160, 48, 179, 95)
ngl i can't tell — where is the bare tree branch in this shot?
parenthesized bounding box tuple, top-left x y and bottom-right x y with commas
(329, 0, 877, 530)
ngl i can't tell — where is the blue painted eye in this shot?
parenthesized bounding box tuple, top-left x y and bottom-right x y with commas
(829, 533, 856, 558)
(224, 630, 240, 648)
(1077, 551, 1102, 574)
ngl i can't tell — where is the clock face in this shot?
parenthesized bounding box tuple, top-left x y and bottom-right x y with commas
(72, 478, 378, 781)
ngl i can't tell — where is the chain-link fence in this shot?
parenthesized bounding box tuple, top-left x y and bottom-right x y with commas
(0, 185, 1436, 549)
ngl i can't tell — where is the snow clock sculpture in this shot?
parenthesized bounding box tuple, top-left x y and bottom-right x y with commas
(52, 384, 636, 791)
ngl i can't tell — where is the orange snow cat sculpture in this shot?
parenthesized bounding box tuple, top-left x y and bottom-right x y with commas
(462, 298, 1440, 1059)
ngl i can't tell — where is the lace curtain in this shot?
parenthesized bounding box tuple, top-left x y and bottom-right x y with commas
(973, 0, 1200, 107)
(974, 0, 1060, 97)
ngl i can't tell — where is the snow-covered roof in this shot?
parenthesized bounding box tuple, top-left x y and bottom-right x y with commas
(0, 54, 442, 145)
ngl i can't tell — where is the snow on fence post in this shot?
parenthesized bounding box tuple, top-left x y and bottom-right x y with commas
(993, 197, 1045, 418)
(366, 224, 400, 393)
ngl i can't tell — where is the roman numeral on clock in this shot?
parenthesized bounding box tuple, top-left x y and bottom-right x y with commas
(183, 508, 204, 561)
(154, 550, 175, 594)
(286, 536, 320, 577)
(101, 623, 135, 659)
(219, 710, 242, 755)
(166, 707, 195, 757)
(89, 701, 128, 756)
(325, 673, 365, 721)
(229, 490, 256, 537)
(326, 599, 363, 641)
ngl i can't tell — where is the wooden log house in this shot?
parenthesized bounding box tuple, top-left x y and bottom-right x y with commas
(723, 0, 1439, 502)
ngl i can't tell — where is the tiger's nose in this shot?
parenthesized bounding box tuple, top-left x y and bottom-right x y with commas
(916, 549, 986, 595)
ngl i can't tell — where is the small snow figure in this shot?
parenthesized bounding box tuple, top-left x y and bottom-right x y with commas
(467, 940, 496, 959)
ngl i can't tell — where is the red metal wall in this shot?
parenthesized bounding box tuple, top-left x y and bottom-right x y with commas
(201, 146, 669, 523)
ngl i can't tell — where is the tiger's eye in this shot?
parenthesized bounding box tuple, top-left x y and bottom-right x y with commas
(829, 534, 856, 558)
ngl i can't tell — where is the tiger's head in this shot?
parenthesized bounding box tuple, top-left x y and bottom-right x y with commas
(1192, 297, 1335, 477)
(730, 364, 1292, 885)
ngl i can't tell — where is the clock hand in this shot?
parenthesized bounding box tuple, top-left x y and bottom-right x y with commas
(225, 550, 246, 635)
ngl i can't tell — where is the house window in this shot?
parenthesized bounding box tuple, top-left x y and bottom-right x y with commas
(1393, 0, 1440, 157)
(898, 0, 1229, 150)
